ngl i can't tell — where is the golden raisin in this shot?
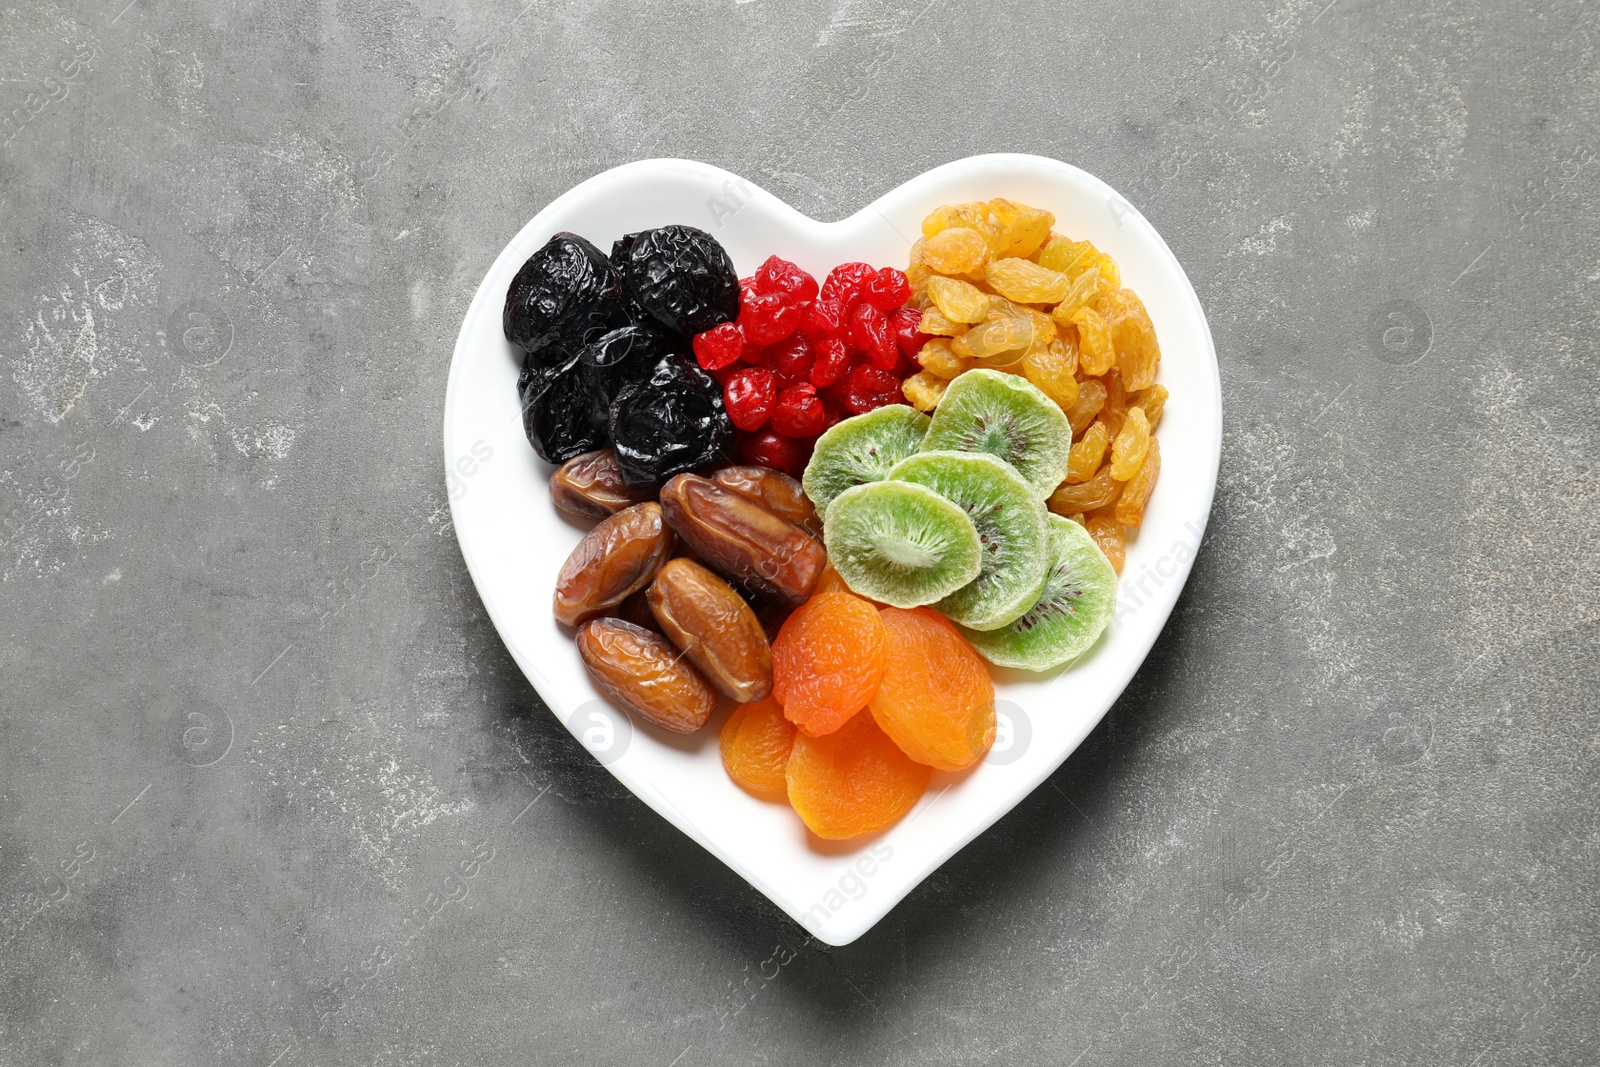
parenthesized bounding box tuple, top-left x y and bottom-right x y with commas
(1023, 337, 1079, 410)
(1134, 384, 1168, 429)
(1109, 407, 1151, 481)
(921, 202, 986, 238)
(1049, 465, 1121, 514)
(922, 227, 990, 275)
(1098, 289, 1160, 392)
(1100, 368, 1127, 438)
(1073, 305, 1115, 376)
(1066, 421, 1110, 482)
(1085, 514, 1126, 574)
(902, 371, 948, 412)
(1050, 267, 1103, 325)
(926, 276, 991, 324)
(1065, 378, 1107, 435)
(952, 304, 1035, 362)
(917, 337, 973, 378)
(918, 307, 963, 336)
(997, 207, 1055, 259)
(1113, 438, 1160, 528)
(1036, 237, 1093, 275)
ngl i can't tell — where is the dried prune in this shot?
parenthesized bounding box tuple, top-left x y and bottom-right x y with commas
(609, 354, 734, 486)
(611, 225, 740, 336)
(549, 449, 654, 521)
(578, 324, 680, 430)
(504, 233, 629, 361)
(517, 350, 604, 464)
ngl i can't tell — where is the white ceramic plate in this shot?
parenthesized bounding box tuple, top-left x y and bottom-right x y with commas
(444, 155, 1220, 946)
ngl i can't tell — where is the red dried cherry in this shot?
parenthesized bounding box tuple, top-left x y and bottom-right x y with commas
(839, 364, 904, 415)
(848, 302, 897, 370)
(766, 333, 814, 389)
(742, 293, 801, 346)
(754, 256, 819, 303)
(739, 428, 810, 476)
(724, 366, 776, 431)
(772, 383, 828, 438)
(862, 267, 911, 311)
(820, 262, 876, 307)
(799, 298, 846, 341)
(692, 321, 745, 371)
(809, 337, 850, 388)
(889, 306, 926, 356)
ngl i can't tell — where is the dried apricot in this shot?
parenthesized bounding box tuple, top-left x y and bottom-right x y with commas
(785, 710, 931, 839)
(1067, 421, 1111, 482)
(721, 696, 797, 802)
(813, 561, 853, 596)
(771, 592, 887, 736)
(869, 608, 995, 771)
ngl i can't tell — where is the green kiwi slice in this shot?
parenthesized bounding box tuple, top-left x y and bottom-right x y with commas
(801, 405, 930, 513)
(920, 369, 1071, 496)
(823, 480, 984, 608)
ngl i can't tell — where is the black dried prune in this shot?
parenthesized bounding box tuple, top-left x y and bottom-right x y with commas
(504, 233, 630, 362)
(517, 349, 605, 464)
(609, 354, 734, 487)
(611, 225, 740, 337)
(578, 325, 680, 431)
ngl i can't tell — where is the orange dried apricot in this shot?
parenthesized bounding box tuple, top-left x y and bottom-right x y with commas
(869, 608, 995, 771)
(721, 696, 797, 802)
(786, 710, 931, 839)
(771, 592, 887, 736)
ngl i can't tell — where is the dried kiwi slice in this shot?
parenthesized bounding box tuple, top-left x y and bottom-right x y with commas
(887, 450, 1049, 631)
(802, 405, 930, 513)
(963, 515, 1118, 670)
(920, 369, 1071, 497)
(823, 480, 982, 608)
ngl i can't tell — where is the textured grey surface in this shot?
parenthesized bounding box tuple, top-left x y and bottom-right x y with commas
(1, 0, 1597, 1063)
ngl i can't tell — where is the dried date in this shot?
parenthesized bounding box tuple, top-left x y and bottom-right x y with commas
(576, 618, 716, 733)
(657, 474, 826, 608)
(646, 558, 772, 702)
(552, 502, 674, 626)
(549, 450, 654, 521)
(710, 466, 822, 537)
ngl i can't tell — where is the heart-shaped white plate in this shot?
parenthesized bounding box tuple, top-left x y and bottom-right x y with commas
(444, 154, 1220, 945)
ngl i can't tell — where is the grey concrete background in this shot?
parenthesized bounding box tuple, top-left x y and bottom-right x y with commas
(1, 0, 1596, 1063)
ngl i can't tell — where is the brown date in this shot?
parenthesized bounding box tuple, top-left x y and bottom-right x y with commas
(552, 502, 674, 627)
(646, 558, 772, 702)
(711, 466, 822, 536)
(576, 618, 716, 734)
(549, 449, 654, 521)
(657, 474, 826, 608)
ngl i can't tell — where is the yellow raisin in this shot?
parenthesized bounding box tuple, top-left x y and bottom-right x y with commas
(1073, 306, 1115, 376)
(984, 198, 1027, 225)
(926, 276, 991, 324)
(902, 371, 948, 412)
(921, 202, 985, 238)
(1084, 515, 1125, 573)
(1066, 421, 1110, 483)
(1098, 289, 1160, 392)
(997, 207, 1055, 259)
(1022, 338, 1079, 410)
(1051, 267, 1103, 327)
(1134, 384, 1168, 429)
(1037, 237, 1093, 275)
(1094, 252, 1121, 291)
(1109, 407, 1150, 480)
(1113, 438, 1159, 527)
(1066, 378, 1107, 435)
(916, 337, 973, 378)
(918, 307, 963, 336)
(952, 305, 1034, 363)
(922, 227, 990, 275)
(1063, 511, 1087, 527)
(985, 258, 1069, 304)
(1049, 465, 1121, 514)
(1100, 368, 1127, 437)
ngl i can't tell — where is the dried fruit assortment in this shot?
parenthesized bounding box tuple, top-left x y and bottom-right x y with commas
(519, 195, 1170, 843)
